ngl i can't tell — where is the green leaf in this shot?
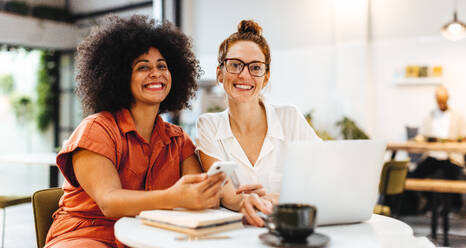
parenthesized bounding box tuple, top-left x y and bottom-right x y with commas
(0, 74, 15, 94)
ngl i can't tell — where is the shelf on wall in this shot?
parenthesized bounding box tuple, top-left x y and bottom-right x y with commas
(395, 77, 442, 86)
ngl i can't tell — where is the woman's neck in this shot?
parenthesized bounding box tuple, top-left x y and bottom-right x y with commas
(228, 100, 266, 134)
(129, 103, 160, 142)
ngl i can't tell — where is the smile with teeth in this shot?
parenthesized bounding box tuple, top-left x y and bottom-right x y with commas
(234, 84, 254, 90)
(144, 83, 164, 89)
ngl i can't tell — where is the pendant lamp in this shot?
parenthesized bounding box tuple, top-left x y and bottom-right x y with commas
(441, 0, 466, 41)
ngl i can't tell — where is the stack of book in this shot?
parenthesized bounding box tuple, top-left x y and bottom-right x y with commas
(137, 208, 243, 237)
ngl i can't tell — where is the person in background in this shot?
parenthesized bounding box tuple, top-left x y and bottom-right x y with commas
(45, 16, 225, 248)
(196, 20, 321, 227)
(410, 85, 466, 213)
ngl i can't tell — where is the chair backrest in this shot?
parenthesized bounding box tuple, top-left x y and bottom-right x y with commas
(405, 126, 423, 163)
(405, 126, 418, 140)
(379, 160, 409, 195)
(32, 188, 64, 248)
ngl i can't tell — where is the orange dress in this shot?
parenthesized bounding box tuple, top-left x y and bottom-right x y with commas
(45, 109, 195, 248)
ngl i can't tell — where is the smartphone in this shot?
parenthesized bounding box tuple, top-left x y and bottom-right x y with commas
(206, 161, 239, 186)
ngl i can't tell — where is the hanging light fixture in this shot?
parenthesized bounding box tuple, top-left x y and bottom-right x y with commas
(441, 0, 466, 41)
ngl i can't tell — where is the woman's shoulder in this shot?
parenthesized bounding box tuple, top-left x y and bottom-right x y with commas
(67, 112, 121, 143)
(85, 111, 115, 122)
(79, 111, 118, 129)
(162, 120, 184, 137)
(197, 111, 227, 126)
(267, 103, 302, 118)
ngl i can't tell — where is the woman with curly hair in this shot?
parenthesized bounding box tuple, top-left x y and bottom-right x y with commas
(196, 20, 320, 227)
(45, 15, 225, 248)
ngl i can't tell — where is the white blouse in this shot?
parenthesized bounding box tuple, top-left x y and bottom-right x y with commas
(196, 102, 321, 194)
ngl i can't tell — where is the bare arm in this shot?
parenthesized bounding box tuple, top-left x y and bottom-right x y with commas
(181, 153, 203, 175)
(73, 150, 225, 218)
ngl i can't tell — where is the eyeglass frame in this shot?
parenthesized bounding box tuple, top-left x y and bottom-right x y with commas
(220, 58, 269, 77)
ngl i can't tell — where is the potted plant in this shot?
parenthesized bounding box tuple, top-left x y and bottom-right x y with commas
(304, 110, 334, 140)
(0, 73, 15, 95)
(10, 93, 33, 123)
(36, 50, 56, 132)
(335, 116, 369, 139)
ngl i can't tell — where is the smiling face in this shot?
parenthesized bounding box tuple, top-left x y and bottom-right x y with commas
(130, 47, 172, 109)
(217, 41, 270, 103)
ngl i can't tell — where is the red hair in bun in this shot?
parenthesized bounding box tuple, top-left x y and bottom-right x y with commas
(237, 20, 262, 36)
(218, 20, 270, 70)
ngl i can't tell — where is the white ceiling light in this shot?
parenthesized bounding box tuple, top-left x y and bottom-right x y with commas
(441, 0, 466, 41)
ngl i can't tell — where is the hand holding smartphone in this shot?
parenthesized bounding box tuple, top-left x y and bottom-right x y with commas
(206, 161, 239, 186)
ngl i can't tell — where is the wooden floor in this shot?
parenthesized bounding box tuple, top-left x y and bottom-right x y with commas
(399, 213, 466, 248)
(1, 203, 36, 248)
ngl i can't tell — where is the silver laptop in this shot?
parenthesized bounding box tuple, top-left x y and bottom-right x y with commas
(278, 140, 386, 226)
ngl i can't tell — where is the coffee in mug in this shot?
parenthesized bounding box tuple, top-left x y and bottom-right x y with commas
(265, 203, 317, 242)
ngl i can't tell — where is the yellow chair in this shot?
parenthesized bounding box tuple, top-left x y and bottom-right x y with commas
(374, 160, 409, 216)
(0, 195, 31, 248)
(32, 188, 64, 248)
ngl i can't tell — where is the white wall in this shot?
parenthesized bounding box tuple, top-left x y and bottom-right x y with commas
(184, 0, 466, 140)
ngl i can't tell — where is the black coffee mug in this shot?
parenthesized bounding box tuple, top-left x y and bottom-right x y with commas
(265, 203, 317, 243)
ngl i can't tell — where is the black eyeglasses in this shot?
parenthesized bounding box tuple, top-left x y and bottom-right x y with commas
(221, 58, 268, 77)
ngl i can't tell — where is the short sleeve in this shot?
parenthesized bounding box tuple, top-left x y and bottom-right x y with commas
(419, 114, 430, 137)
(196, 115, 225, 161)
(288, 105, 322, 141)
(56, 116, 119, 187)
(179, 131, 196, 161)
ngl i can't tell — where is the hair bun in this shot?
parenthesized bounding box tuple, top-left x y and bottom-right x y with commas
(237, 20, 262, 36)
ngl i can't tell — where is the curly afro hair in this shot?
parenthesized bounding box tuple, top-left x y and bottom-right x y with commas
(76, 15, 201, 116)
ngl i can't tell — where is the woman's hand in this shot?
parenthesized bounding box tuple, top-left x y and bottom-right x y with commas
(262, 192, 279, 205)
(240, 193, 273, 227)
(236, 184, 266, 197)
(169, 172, 226, 210)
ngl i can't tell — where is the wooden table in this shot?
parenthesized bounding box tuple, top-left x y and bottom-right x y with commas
(405, 178, 466, 194)
(387, 141, 466, 154)
(0, 152, 58, 187)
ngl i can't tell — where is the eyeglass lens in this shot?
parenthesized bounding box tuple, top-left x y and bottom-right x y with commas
(224, 59, 266, 77)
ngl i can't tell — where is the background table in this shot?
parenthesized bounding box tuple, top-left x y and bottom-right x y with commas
(115, 214, 434, 248)
(387, 141, 466, 154)
(0, 152, 58, 187)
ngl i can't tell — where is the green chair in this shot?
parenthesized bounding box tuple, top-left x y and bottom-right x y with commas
(374, 160, 409, 216)
(0, 195, 31, 248)
(32, 188, 64, 248)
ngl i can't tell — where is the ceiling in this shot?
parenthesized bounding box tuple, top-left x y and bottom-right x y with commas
(68, 0, 151, 15)
(0, 0, 155, 49)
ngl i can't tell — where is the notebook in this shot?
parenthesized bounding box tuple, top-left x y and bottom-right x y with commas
(278, 140, 386, 225)
(138, 208, 243, 236)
